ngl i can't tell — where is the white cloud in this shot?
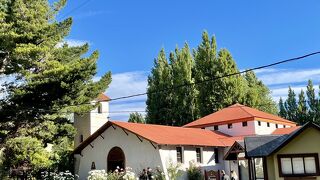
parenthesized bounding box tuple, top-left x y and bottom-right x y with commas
(257, 68, 320, 85)
(104, 71, 148, 120)
(56, 39, 89, 48)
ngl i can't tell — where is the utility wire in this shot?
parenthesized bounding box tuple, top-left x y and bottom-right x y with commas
(108, 51, 320, 102)
(59, 0, 94, 20)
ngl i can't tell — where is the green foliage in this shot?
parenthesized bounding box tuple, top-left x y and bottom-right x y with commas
(167, 162, 182, 180)
(128, 112, 145, 123)
(3, 136, 52, 171)
(279, 80, 320, 125)
(0, 0, 111, 177)
(146, 31, 277, 126)
(187, 162, 203, 180)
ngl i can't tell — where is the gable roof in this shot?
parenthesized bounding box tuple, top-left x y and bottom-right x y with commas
(96, 93, 110, 102)
(184, 103, 296, 128)
(245, 122, 320, 157)
(73, 121, 234, 154)
(272, 126, 301, 135)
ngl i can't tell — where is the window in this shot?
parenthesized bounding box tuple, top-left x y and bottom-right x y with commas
(98, 103, 102, 113)
(267, 122, 270, 127)
(258, 121, 261, 126)
(214, 148, 219, 163)
(176, 147, 183, 163)
(80, 135, 84, 143)
(228, 123, 233, 129)
(284, 125, 286, 128)
(196, 148, 202, 163)
(91, 162, 96, 170)
(254, 158, 265, 179)
(278, 154, 320, 177)
(242, 121, 248, 127)
(276, 124, 278, 128)
(214, 125, 219, 131)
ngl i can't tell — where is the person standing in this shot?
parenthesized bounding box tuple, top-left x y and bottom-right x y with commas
(230, 170, 238, 180)
(221, 170, 230, 180)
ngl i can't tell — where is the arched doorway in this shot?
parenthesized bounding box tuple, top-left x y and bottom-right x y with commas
(107, 147, 125, 172)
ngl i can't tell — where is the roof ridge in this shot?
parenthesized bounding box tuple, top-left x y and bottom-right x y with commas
(237, 104, 254, 117)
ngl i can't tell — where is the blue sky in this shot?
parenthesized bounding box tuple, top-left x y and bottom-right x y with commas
(57, 0, 320, 120)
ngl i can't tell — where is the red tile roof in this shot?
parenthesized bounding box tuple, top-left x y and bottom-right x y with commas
(112, 121, 230, 147)
(272, 126, 301, 135)
(96, 93, 110, 101)
(184, 103, 296, 128)
(73, 121, 233, 154)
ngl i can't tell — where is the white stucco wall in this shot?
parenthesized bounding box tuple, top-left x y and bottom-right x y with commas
(254, 120, 288, 135)
(90, 101, 109, 133)
(206, 121, 256, 136)
(76, 125, 163, 180)
(74, 113, 91, 147)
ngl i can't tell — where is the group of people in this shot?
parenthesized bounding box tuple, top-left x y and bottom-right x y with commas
(221, 170, 238, 180)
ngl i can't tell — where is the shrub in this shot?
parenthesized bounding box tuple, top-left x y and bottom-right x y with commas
(187, 161, 203, 180)
(41, 170, 78, 180)
(167, 162, 182, 180)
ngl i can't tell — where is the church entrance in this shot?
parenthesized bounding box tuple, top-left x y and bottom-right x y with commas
(107, 147, 125, 172)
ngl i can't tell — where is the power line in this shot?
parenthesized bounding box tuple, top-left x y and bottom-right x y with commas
(108, 51, 320, 102)
(59, 0, 94, 20)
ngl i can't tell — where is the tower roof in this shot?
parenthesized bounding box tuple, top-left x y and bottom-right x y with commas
(96, 93, 110, 102)
(184, 103, 296, 128)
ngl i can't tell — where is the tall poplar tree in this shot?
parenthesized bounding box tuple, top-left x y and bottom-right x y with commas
(306, 80, 317, 121)
(243, 71, 277, 114)
(146, 49, 173, 125)
(170, 44, 197, 126)
(193, 31, 218, 117)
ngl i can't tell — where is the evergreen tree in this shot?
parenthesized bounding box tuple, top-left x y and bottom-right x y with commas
(193, 31, 218, 117)
(306, 80, 317, 122)
(297, 90, 307, 125)
(279, 97, 287, 119)
(146, 49, 173, 125)
(128, 112, 145, 123)
(0, 0, 111, 175)
(285, 87, 298, 122)
(170, 44, 197, 126)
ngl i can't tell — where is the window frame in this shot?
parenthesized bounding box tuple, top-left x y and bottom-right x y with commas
(277, 153, 320, 177)
(242, 121, 248, 127)
(176, 147, 183, 163)
(214, 148, 219, 163)
(258, 121, 261, 126)
(98, 103, 102, 114)
(196, 147, 202, 163)
(214, 125, 219, 131)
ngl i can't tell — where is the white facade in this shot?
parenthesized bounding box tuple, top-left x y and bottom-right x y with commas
(205, 119, 293, 137)
(74, 101, 109, 147)
(74, 124, 223, 180)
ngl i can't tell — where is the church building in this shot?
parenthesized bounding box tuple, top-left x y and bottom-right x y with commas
(73, 95, 320, 180)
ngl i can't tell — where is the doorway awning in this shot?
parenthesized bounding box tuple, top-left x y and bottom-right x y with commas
(224, 141, 245, 160)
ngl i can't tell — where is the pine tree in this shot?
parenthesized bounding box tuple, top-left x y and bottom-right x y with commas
(170, 44, 197, 126)
(146, 49, 173, 125)
(297, 90, 307, 125)
(306, 80, 317, 122)
(285, 87, 298, 122)
(0, 0, 111, 174)
(279, 97, 287, 119)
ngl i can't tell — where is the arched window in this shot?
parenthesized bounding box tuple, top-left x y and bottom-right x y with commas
(107, 147, 125, 172)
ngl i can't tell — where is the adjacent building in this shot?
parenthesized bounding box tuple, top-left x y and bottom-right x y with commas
(73, 102, 320, 180)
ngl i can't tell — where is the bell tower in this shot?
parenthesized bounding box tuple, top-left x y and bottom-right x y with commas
(73, 93, 110, 147)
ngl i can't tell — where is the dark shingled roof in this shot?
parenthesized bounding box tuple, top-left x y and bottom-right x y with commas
(245, 122, 320, 157)
(245, 135, 288, 157)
